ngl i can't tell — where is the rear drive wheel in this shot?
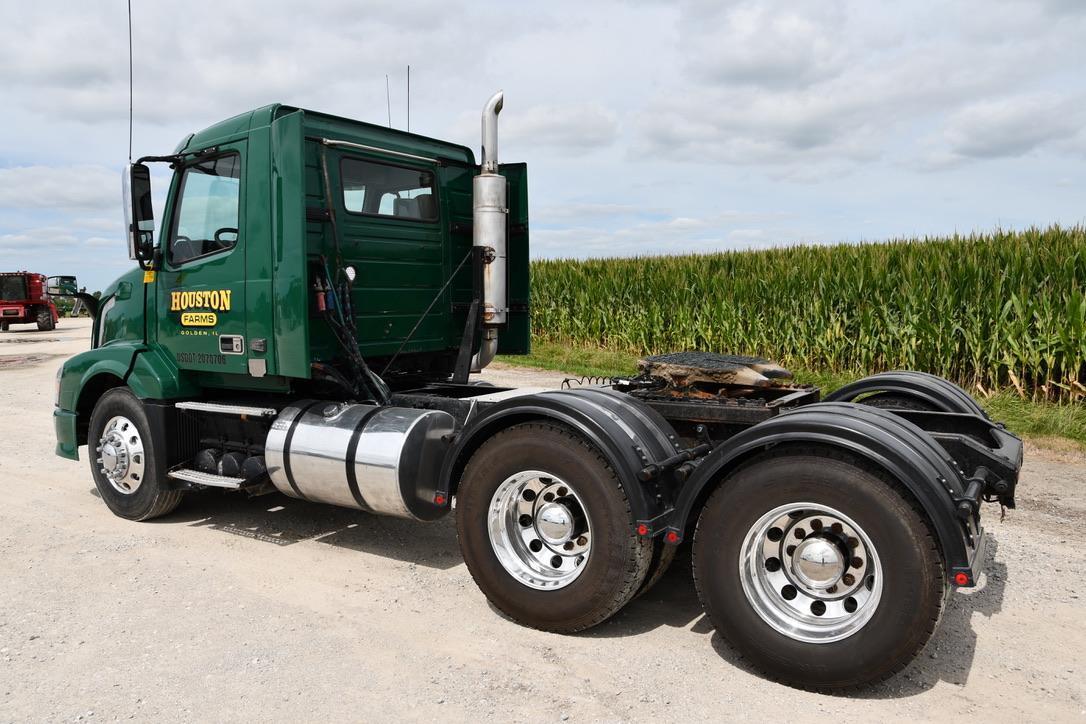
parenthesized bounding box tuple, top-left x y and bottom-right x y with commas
(456, 422, 652, 633)
(88, 388, 182, 521)
(692, 448, 945, 691)
(0, 321, 7, 332)
(36, 308, 54, 331)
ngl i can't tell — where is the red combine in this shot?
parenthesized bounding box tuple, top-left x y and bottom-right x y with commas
(0, 271, 59, 331)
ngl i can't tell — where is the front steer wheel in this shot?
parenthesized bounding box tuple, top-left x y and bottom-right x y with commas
(455, 422, 652, 633)
(88, 388, 183, 521)
(692, 447, 945, 691)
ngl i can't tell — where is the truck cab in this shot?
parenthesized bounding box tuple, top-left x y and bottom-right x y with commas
(65, 104, 528, 408)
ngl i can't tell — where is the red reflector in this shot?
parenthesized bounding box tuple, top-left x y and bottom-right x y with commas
(665, 531, 680, 544)
(636, 524, 649, 536)
(434, 493, 447, 506)
(953, 572, 969, 586)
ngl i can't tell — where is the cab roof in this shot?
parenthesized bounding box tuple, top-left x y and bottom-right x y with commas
(176, 104, 477, 166)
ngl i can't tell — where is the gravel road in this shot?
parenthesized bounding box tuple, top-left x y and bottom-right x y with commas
(1, 318, 1083, 722)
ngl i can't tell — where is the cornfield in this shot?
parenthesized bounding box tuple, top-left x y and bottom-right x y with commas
(531, 225, 1086, 399)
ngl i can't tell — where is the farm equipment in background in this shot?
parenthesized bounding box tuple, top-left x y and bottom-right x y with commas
(49, 92, 1021, 691)
(0, 271, 59, 331)
(45, 276, 98, 319)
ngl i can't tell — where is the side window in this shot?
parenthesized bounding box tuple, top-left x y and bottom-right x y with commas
(340, 158, 437, 221)
(169, 154, 241, 265)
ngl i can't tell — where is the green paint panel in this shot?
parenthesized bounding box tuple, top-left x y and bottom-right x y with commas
(54, 409, 79, 460)
(97, 268, 146, 348)
(270, 109, 311, 379)
(498, 162, 531, 355)
(154, 138, 249, 377)
(302, 132, 475, 365)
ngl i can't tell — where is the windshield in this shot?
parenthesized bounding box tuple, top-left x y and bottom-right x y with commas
(168, 154, 241, 265)
(0, 276, 28, 301)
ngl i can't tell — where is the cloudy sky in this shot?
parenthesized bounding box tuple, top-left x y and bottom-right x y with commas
(2, 0, 1084, 292)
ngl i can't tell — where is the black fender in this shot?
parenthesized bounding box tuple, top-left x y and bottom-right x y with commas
(667, 401, 980, 583)
(438, 387, 681, 524)
(824, 371, 987, 417)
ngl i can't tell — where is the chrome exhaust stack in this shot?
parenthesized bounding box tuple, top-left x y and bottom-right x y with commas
(471, 90, 507, 372)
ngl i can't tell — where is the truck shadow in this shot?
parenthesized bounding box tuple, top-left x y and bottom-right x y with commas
(135, 487, 1008, 696)
(585, 538, 1007, 698)
(146, 489, 464, 570)
(857, 536, 1007, 698)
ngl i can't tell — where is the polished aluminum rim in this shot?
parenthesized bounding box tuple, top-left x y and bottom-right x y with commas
(95, 415, 145, 495)
(487, 470, 592, 590)
(739, 502, 882, 643)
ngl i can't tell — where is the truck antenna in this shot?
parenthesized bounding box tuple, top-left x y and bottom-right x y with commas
(406, 64, 410, 132)
(385, 74, 392, 128)
(127, 0, 133, 162)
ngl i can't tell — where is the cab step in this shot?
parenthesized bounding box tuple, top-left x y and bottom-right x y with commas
(174, 401, 278, 418)
(167, 468, 247, 489)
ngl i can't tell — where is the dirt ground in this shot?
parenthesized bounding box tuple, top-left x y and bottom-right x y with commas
(1, 318, 1083, 723)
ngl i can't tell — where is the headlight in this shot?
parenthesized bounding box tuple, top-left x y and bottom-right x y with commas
(55, 365, 63, 407)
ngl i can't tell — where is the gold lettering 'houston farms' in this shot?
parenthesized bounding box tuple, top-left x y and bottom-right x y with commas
(170, 289, 232, 313)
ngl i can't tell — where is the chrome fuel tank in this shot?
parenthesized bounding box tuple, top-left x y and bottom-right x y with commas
(265, 400, 455, 521)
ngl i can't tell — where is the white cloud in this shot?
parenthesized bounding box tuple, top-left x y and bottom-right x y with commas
(0, 227, 79, 251)
(685, 3, 847, 89)
(941, 94, 1083, 160)
(84, 236, 123, 248)
(532, 211, 802, 258)
(634, 0, 1086, 170)
(0, 165, 118, 210)
(535, 203, 659, 223)
(506, 103, 619, 150)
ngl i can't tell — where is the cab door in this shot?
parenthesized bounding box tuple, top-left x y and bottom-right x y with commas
(156, 142, 249, 376)
(497, 162, 530, 354)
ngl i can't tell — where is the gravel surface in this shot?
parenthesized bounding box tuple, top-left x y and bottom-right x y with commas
(1, 318, 1083, 722)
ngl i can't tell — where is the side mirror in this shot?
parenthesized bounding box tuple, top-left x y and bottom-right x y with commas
(44, 275, 99, 319)
(123, 163, 155, 262)
(46, 275, 79, 296)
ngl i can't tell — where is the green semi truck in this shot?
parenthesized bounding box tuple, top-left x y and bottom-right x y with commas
(51, 92, 1021, 691)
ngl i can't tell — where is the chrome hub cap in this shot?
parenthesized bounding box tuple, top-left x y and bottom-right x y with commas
(536, 502, 575, 545)
(487, 470, 591, 590)
(95, 415, 145, 495)
(792, 537, 845, 590)
(739, 502, 883, 643)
